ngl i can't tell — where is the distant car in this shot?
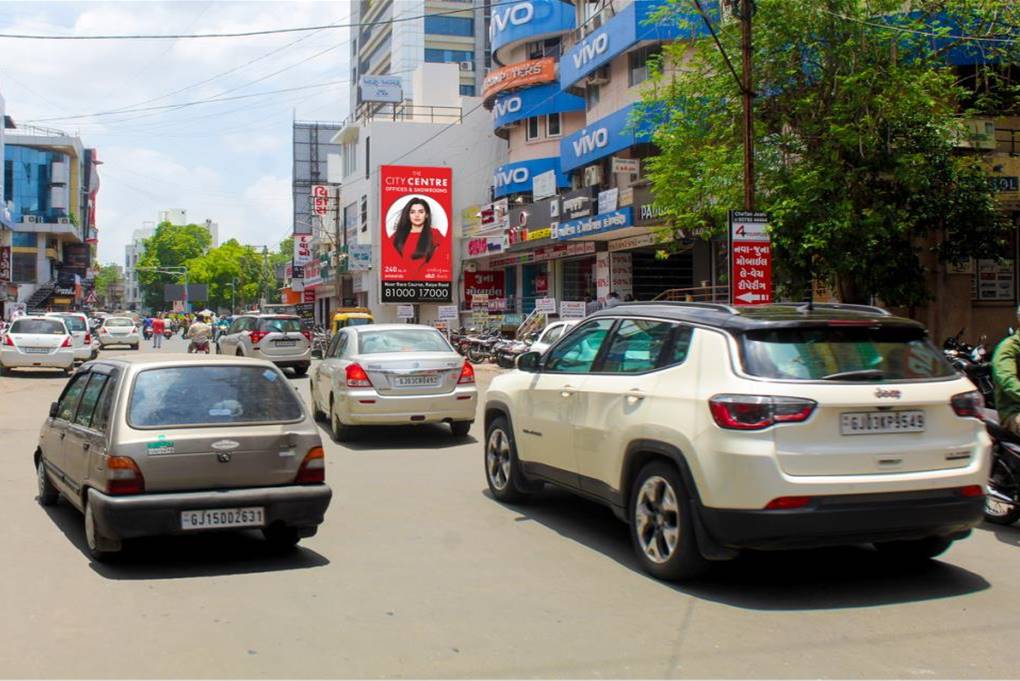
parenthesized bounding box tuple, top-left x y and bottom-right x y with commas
(34, 354, 333, 560)
(217, 314, 311, 376)
(310, 324, 477, 441)
(0, 316, 76, 376)
(45, 312, 98, 362)
(98, 317, 140, 350)
(530, 320, 580, 355)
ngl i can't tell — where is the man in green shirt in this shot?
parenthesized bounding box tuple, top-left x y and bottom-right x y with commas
(992, 314, 1020, 436)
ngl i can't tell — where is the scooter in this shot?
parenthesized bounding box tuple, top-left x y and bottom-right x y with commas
(143, 327, 153, 340)
(188, 340, 210, 354)
(983, 410, 1020, 525)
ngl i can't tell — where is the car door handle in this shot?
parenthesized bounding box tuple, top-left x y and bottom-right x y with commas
(626, 389, 647, 403)
(59, 432, 66, 440)
(561, 385, 577, 398)
(82, 443, 90, 451)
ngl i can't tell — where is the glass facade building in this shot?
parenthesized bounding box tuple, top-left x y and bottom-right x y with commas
(3, 145, 71, 223)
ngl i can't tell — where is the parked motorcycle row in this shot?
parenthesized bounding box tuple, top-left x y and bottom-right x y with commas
(451, 327, 537, 368)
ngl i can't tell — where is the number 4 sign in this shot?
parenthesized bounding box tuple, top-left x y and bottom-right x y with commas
(728, 211, 772, 305)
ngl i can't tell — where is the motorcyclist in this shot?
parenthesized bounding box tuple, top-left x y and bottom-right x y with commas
(991, 307, 1020, 437)
(186, 313, 212, 354)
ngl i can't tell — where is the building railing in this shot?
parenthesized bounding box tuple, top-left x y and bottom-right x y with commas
(6, 123, 73, 138)
(996, 127, 1020, 155)
(653, 284, 729, 303)
(344, 102, 463, 127)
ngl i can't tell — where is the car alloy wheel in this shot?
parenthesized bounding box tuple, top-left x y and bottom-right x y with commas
(37, 458, 57, 506)
(486, 428, 512, 491)
(634, 475, 681, 565)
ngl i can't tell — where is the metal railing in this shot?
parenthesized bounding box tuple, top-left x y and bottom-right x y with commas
(653, 284, 729, 302)
(996, 127, 1020, 155)
(6, 123, 74, 138)
(344, 102, 463, 127)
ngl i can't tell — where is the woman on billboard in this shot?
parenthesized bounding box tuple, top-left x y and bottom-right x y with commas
(392, 197, 440, 266)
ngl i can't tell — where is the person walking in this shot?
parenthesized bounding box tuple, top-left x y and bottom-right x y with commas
(993, 309, 1020, 436)
(151, 314, 165, 349)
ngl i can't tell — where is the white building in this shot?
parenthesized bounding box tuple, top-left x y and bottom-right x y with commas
(124, 225, 155, 310)
(158, 208, 187, 225)
(202, 219, 219, 248)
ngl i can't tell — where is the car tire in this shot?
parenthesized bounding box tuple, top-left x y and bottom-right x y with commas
(292, 365, 308, 377)
(484, 416, 532, 503)
(215, 342, 221, 355)
(0, 365, 9, 377)
(36, 457, 58, 506)
(450, 421, 472, 438)
(330, 398, 356, 443)
(628, 461, 710, 582)
(873, 536, 954, 561)
(310, 384, 327, 422)
(984, 458, 1020, 525)
(84, 496, 120, 562)
(131, 344, 139, 351)
(236, 349, 244, 358)
(262, 525, 300, 552)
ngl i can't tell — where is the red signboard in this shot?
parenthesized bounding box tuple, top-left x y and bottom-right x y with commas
(464, 271, 505, 308)
(312, 185, 330, 217)
(303, 289, 315, 303)
(729, 211, 773, 305)
(380, 165, 453, 303)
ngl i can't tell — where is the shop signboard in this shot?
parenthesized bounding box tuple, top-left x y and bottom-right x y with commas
(482, 56, 556, 100)
(466, 235, 507, 258)
(380, 165, 453, 303)
(303, 289, 315, 303)
(359, 75, 403, 103)
(632, 186, 669, 226)
(618, 187, 634, 207)
(610, 252, 633, 301)
(608, 231, 659, 252)
(480, 199, 509, 233)
(595, 252, 611, 305)
(554, 207, 633, 240)
(976, 259, 1015, 301)
(490, 252, 535, 268)
(611, 157, 640, 175)
(560, 104, 653, 172)
(311, 185, 330, 217)
(560, 187, 597, 220)
(492, 84, 585, 130)
(294, 234, 314, 266)
(303, 262, 322, 287)
(560, 301, 586, 319)
(728, 211, 773, 305)
(461, 205, 483, 237)
(347, 244, 372, 272)
(535, 297, 556, 313)
(397, 304, 415, 319)
(532, 169, 557, 200)
(597, 188, 619, 214)
(510, 196, 558, 244)
(464, 270, 506, 307)
(296, 303, 315, 329)
(533, 240, 596, 263)
(438, 305, 460, 321)
(489, 0, 576, 53)
(492, 157, 569, 198)
(62, 243, 90, 269)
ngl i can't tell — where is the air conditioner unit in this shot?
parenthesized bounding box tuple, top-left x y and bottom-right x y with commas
(459, 61, 474, 72)
(586, 66, 610, 87)
(955, 119, 997, 150)
(583, 165, 603, 187)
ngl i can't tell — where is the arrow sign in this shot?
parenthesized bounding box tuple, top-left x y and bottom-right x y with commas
(729, 211, 773, 306)
(735, 292, 764, 303)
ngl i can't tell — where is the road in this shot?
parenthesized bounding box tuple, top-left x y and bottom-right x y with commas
(0, 336, 1017, 678)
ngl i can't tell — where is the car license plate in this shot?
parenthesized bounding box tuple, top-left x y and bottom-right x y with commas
(840, 410, 925, 435)
(24, 347, 50, 354)
(395, 374, 439, 387)
(180, 506, 265, 530)
(276, 340, 297, 347)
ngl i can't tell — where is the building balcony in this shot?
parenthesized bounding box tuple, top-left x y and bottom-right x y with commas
(491, 83, 584, 137)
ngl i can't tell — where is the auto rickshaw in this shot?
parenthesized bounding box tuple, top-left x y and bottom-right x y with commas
(331, 307, 374, 333)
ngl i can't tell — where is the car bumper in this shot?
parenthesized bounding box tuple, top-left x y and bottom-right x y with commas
(698, 488, 985, 550)
(73, 346, 95, 361)
(341, 388, 477, 425)
(0, 348, 74, 369)
(87, 484, 333, 540)
(251, 349, 312, 366)
(99, 335, 139, 346)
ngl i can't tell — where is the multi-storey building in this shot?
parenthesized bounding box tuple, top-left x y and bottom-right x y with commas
(124, 224, 155, 310)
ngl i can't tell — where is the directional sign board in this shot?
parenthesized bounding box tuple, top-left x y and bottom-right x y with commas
(729, 211, 772, 306)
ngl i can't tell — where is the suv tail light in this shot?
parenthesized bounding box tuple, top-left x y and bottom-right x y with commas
(301, 330, 312, 343)
(3, 335, 13, 346)
(709, 394, 817, 430)
(458, 361, 475, 384)
(951, 391, 983, 418)
(249, 330, 267, 348)
(84, 333, 91, 344)
(346, 363, 373, 388)
(295, 447, 325, 484)
(60, 336, 72, 348)
(765, 496, 812, 510)
(105, 456, 145, 495)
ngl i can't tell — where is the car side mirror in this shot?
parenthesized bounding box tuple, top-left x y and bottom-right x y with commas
(517, 351, 541, 373)
(49, 402, 59, 418)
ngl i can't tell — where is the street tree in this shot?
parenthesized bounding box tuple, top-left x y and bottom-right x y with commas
(93, 263, 124, 309)
(136, 221, 211, 310)
(638, 0, 1020, 306)
(185, 240, 266, 312)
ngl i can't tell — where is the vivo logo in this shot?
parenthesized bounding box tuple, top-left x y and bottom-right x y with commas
(490, 2, 534, 39)
(494, 166, 530, 187)
(571, 32, 609, 69)
(493, 96, 522, 119)
(571, 128, 609, 157)
(874, 388, 902, 399)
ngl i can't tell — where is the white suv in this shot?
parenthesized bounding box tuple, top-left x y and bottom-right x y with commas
(483, 302, 990, 581)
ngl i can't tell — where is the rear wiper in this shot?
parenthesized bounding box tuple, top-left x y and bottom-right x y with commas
(821, 369, 885, 381)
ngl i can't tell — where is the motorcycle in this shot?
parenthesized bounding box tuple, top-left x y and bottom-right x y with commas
(465, 329, 502, 364)
(495, 338, 534, 368)
(143, 327, 153, 340)
(163, 328, 173, 339)
(187, 340, 210, 354)
(983, 411, 1020, 525)
(944, 329, 996, 410)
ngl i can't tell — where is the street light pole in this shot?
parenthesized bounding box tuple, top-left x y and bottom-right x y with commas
(740, 0, 755, 211)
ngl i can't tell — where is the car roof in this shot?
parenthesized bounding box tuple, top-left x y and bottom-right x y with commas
(81, 353, 279, 371)
(586, 302, 925, 332)
(348, 323, 443, 333)
(239, 313, 299, 319)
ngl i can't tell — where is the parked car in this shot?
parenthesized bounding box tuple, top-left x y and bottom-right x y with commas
(217, 314, 311, 376)
(483, 302, 990, 581)
(97, 317, 140, 350)
(310, 324, 477, 441)
(34, 355, 332, 560)
(0, 316, 76, 376)
(530, 319, 580, 355)
(45, 312, 98, 362)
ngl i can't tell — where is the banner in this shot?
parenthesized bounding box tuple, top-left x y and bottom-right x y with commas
(380, 165, 453, 303)
(464, 270, 505, 308)
(482, 57, 556, 101)
(294, 234, 314, 266)
(728, 211, 773, 305)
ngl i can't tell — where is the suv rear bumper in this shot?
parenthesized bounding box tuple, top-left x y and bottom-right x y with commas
(87, 484, 332, 540)
(698, 488, 984, 550)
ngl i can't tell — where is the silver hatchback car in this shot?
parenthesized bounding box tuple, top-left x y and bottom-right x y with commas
(35, 354, 332, 560)
(310, 324, 477, 441)
(217, 314, 311, 376)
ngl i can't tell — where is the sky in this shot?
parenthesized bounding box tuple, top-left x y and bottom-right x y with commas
(0, 0, 351, 264)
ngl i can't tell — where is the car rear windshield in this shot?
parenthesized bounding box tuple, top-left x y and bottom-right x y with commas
(347, 317, 372, 326)
(258, 317, 303, 333)
(106, 318, 134, 327)
(128, 365, 304, 428)
(358, 329, 451, 354)
(740, 325, 955, 381)
(11, 319, 65, 335)
(56, 315, 85, 331)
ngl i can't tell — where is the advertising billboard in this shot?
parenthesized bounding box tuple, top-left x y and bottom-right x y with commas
(380, 165, 453, 303)
(482, 57, 557, 101)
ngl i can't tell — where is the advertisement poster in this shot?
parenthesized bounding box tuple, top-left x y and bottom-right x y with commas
(294, 235, 314, 266)
(560, 301, 586, 319)
(728, 211, 773, 305)
(380, 165, 453, 303)
(464, 270, 505, 308)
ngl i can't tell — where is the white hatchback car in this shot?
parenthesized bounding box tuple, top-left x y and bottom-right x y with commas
(98, 316, 140, 350)
(46, 312, 98, 362)
(0, 316, 76, 375)
(484, 302, 990, 581)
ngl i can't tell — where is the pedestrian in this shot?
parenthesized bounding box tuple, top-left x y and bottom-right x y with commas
(584, 293, 600, 316)
(605, 291, 621, 308)
(151, 314, 165, 349)
(993, 308, 1020, 436)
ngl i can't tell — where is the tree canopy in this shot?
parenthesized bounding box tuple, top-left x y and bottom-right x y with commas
(93, 263, 123, 309)
(136, 222, 212, 310)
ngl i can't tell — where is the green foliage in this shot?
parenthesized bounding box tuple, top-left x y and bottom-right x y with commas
(186, 239, 269, 312)
(638, 0, 1020, 305)
(136, 221, 212, 310)
(93, 263, 123, 307)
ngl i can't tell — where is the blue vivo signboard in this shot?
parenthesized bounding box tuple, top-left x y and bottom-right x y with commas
(493, 157, 570, 198)
(560, 1, 703, 88)
(560, 104, 652, 172)
(489, 0, 576, 57)
(491, 83, 585, 130)
(554, 207, 634, 240)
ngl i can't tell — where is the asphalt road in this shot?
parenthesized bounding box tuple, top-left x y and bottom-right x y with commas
(1, 336, 1017, 678)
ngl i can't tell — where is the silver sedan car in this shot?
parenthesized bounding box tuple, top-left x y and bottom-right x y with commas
(310, 324, 477, 441)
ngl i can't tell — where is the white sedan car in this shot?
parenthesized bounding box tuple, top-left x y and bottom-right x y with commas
(0, 316, 76, 375)
(530, 320, 579, 355)
(310, 324, 477, 442)
(97, 316, 140, 349)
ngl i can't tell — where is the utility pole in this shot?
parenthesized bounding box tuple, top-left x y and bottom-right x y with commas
(740, 0, 755, 211)
(334, 185, 343, 314)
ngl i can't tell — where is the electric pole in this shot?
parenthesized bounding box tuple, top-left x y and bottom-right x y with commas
(334, 185, 343, 314)
(740, 0, 755, 211)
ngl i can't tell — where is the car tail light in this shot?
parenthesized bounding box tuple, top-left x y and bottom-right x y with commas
(764, 496, 812, 510)
(301, 330, 312, 343)
(105, 456, 145, 495)
(295, 447, 325, 484)
(951, 391, 983, 418)
(60, 336, 72, 348)
(346, 363, 373, 388)
(458, 361, 475, 385)
(84, 333, 91, 344)
(3, 335, 12, 346)
(100, 327, 109, 335)
(959, 485, 984, 497)
(249, 330, 267, 348)
(709, 395, 816, 430)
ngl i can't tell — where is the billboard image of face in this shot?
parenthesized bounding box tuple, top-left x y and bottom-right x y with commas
(380, 165, 453, 303)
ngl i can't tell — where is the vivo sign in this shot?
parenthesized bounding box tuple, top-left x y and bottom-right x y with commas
(495, 166, 531, 187)
(571, 127, 610, 157)
(492, 158, 568, 198)
(491, 83, 585, 130)
(489, 0, 575, 53)
(561, 104, 651, 172)
(490, 2, 534, 39)
(492, 96, 523, 119)
(570, 32, 609, 70)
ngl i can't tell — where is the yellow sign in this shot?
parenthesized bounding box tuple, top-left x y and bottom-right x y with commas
(527, 228, 552, 241)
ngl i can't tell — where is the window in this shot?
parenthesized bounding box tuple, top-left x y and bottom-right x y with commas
(526, 116, 541, 141)
(331, 333, 349, 358)
(342, 143, 358, 177)
(11, 318, 65, 334)
(74, 374, 108, 428)
(3, 160, 10, 203)
(425, 15, 474, 36)
(542, 324, 567, 345)
(629, 45, 662, 87)
(257, 317, 303, 333)
(357, 329, 451, 354)
(546, 113, 561, 137)
(545, 319, 614, 373)
(669, 326, 695, 365)
(326, 333, 342, 359)
(425, 48, 474, 64)
(12, 232, 35, 247)
(104, 318, 134, 328)
(600, 320, 675, 373)
(57, 373, 89, 422)
(585, 84, 600, 110)
(459, 84, 476, 96)
(12, 252, 36, 283)
(91, 373, 119, 433)
(54, 315, 85, 332)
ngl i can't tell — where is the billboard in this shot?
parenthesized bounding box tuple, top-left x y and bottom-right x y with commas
(163, 284, 209, 303)
(380, 165, 453, 303)
(360, 75, 403, 103)
(482, 57, 556, 101)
